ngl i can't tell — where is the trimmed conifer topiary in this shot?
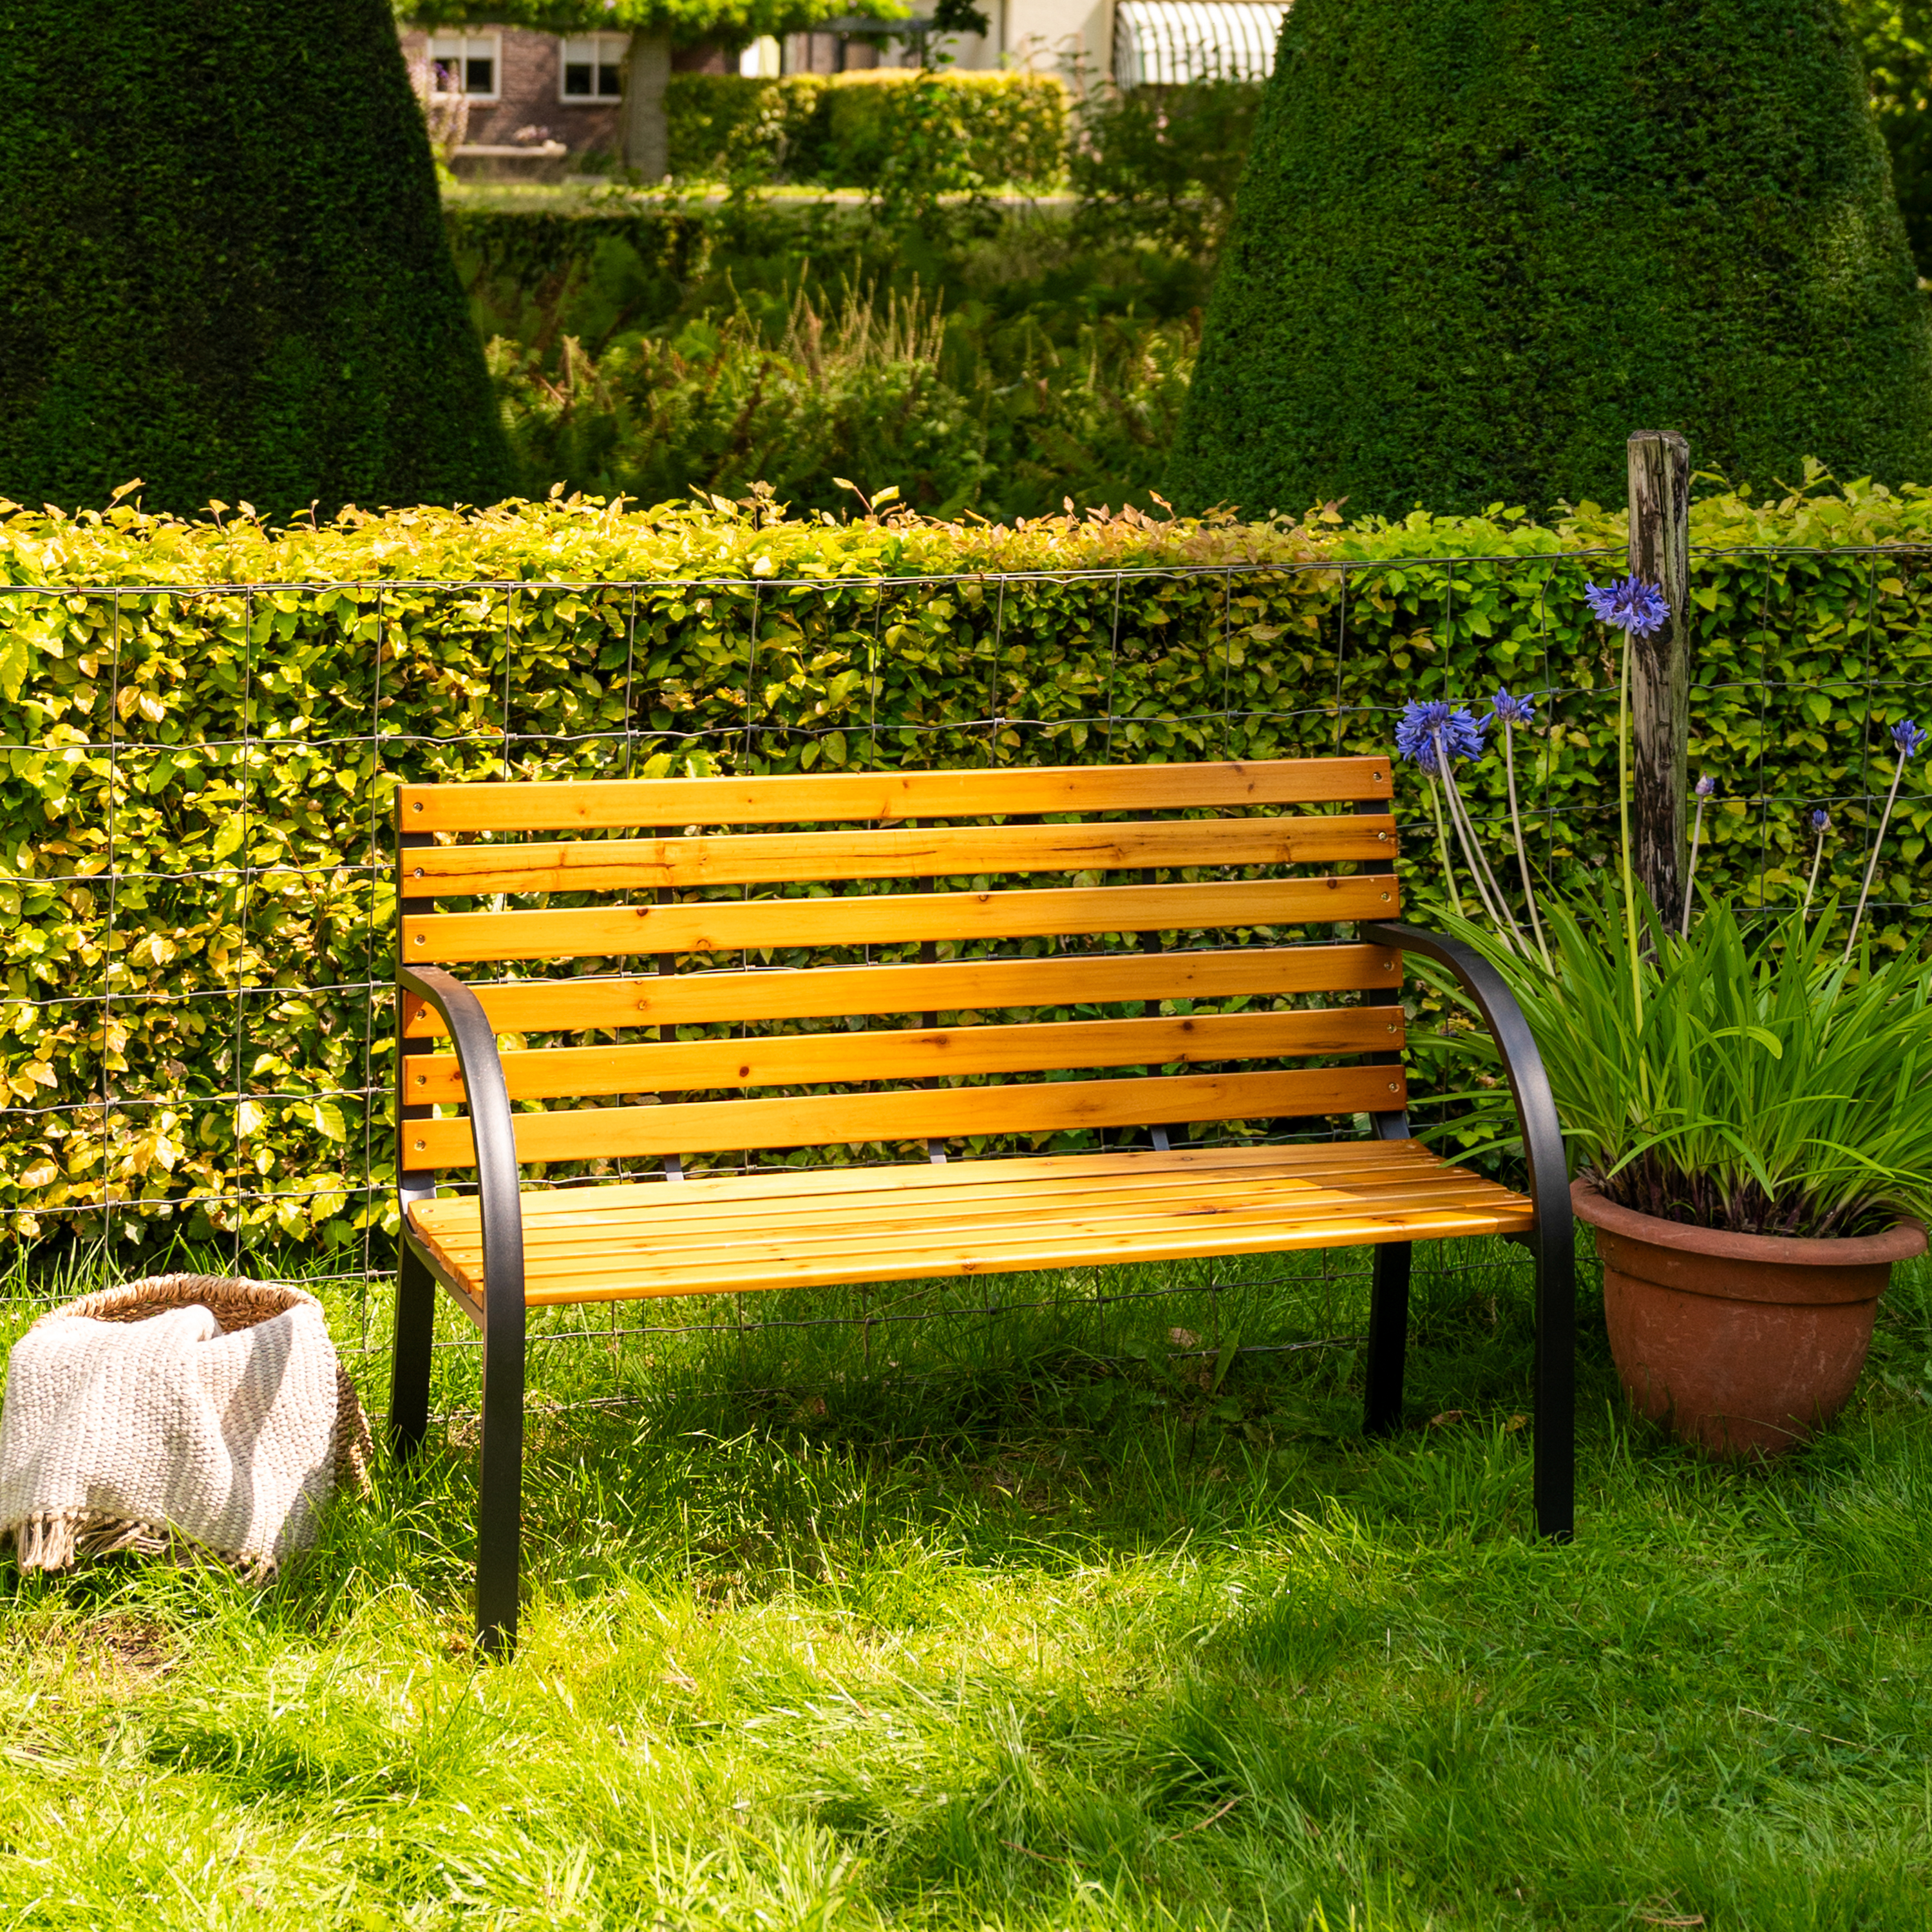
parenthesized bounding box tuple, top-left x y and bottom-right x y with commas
(0, 0, 511, 518)
(1172, 0, 1932, 520)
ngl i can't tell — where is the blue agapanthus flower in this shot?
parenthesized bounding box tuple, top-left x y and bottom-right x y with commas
(1395, 699, 1488, 775)
(1891, 719, 1928, 760)
(1492, 687, 1537, 726)
(1811, 806, 1831, 833)
(1694, 773, 1716, 800)
(1584, 576, 1671, 638)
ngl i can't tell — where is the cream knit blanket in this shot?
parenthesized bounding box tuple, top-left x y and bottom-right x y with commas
(0, 1278, 361, 1577)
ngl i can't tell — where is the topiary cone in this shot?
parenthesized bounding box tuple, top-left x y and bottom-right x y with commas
(1171, 0, 1932, 521)
(0, 0, 513, 519)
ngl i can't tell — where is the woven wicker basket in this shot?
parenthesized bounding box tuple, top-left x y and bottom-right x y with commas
(33, 1274, 372, 1498)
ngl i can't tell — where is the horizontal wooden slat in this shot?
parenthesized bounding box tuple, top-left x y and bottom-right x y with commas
(415, 1139, 1455, 1220)
(406, 814, 1398, 897)
(398, 757, 1393, 833)
(402, 1064, 1405, 1168)
(407, 1005, 1403, 1103)
(402, 945, 1405, 1037)
(506, 1204, 1521, 1304)
(404, 875, 1401, 965)
(421, 1162, 1520, 1261)
(460, 1188, 1520, 1287)
(406, 1141, 1531, 1305)
(412, 1142, 1513, 1247)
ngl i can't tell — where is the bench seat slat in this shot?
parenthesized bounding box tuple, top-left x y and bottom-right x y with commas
(407, 815, 1399, 896)
(428, 1141, 1481, 1231)
(406, 1142, 1531, 1306)
(401, 945, 1405, 1037)
(404, 875, 1401, 965)
(403, 1064, 1405, 1168)
(462, 1139, 1424, 1204)
(399, 755, 1392, 833)
(407, 1005, 1404, 1104)
(427, 1168, 1518, 1256)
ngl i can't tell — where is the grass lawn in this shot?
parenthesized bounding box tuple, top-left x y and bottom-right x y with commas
(1, 1233, 1929, 1927)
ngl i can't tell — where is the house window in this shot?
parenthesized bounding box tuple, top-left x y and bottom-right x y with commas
(560, 33, 627, 100)
(428, 32, 501, 101)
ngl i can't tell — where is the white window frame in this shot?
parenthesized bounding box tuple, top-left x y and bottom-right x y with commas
(558, 32, 628, 104)
(428, 31, 502, 102)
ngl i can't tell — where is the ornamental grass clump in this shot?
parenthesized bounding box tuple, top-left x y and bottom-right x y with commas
(1408, 578, 1932, 1241)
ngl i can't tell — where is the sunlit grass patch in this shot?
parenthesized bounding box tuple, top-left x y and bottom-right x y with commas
(0, 1237, 1928, 1925)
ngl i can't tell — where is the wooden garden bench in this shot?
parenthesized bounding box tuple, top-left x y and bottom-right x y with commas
(388, 756, 1574, 1654)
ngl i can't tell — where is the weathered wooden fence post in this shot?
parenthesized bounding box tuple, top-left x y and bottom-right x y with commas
(1626, 431, 1692, 928)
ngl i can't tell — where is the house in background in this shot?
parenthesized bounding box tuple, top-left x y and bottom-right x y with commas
(818, 0, 1286, 89)
(400, 1, 1287, 173)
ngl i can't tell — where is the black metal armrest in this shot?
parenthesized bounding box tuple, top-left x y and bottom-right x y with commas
(1361, 921, 1571, 1250)
(1364, 920, 1575, 1542)
(397, 963, 526, 1339)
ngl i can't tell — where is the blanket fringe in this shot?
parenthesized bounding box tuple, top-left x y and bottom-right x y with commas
(6, 1509, 281, 1581)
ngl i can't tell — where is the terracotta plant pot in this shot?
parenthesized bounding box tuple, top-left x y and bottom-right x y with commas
(1571, 1179, 1926, 1459)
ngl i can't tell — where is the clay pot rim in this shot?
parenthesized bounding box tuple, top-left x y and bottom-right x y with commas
(1572, 1177, 1927, 1267)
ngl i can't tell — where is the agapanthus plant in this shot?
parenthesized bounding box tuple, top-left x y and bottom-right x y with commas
(1586, 574, 1672, 1016)
(1426, 883, 1932, 1238)
(1399, 703, 1530, 958)
(1803, 806, 1831, 919)
(1403, 575, 1932, 1239)
(1844, 720, 1928, 961)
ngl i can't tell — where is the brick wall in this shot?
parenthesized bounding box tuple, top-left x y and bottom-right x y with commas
(399, 25, 621, 161)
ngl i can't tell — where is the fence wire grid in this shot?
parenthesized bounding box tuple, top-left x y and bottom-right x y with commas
(2, 543, 1927, 1424)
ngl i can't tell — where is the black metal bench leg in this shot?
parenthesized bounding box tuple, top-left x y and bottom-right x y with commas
(475, 1302, 526, 1659)
(389, 1241, 436, 1461)
(1363, 1240, 1411, 1435)
(1533, 1219, 1576, 1542)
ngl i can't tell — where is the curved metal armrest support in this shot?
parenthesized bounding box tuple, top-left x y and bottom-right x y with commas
(397, 964, 526, 1336)
(1365, 920, 1576, 1541)
(1362, 921, 1571, 1247)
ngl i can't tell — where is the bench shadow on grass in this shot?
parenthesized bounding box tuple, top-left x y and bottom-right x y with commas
(312, 1231, 1616, 1626)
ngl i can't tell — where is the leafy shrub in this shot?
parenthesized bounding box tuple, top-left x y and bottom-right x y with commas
(5, 479, 1932, 1252)
(662, 70, 1066, 191)
(666, 73, 830, 184)
(1068, 79, 1264, 258)
(1850, 0, 1932, 274)
(446, 196, 1211, 516)
(1175, 0, 1932, 520)
(488, 279, 1195, 518)
(820, 70, 1068, 201)
(0, 0, 511, 518)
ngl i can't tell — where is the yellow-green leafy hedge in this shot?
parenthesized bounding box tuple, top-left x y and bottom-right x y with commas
(665, 70, 1067, 187)
(3, 477, 1929, 1254)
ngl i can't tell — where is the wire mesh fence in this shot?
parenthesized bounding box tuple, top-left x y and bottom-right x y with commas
(3, 542, 1927, 1420)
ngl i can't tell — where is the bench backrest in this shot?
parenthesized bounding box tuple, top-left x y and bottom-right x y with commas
(396, 757, 1406, 1178)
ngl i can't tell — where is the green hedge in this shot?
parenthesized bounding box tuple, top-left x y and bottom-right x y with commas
(666, 70, 1067, 187)
(3, 479, 1931, 1254)
(1067, 77, 1263, 257)
(1176, 0, 1932, 519)
(0, 0, 512, 520)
